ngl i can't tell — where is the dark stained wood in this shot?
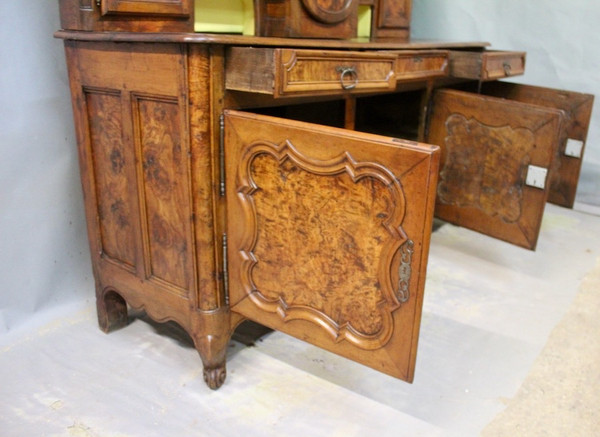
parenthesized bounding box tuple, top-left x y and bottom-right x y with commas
(427, 89, 563, 250)
(55, 29, 490, 50)
(449, 50, 526, 81)
(256, 0, 358, 39)
(479, 82, 594, 208)
(101, 0, 191, 17)
(224, 110, 439, 381)
(58, 0, 194, 32)
(371, 0, 412, 40)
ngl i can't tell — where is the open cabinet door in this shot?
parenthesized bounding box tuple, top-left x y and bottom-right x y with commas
(478, 82, 594, 208)
(224, 110, 440, 382)
(427, 89, 564, 250)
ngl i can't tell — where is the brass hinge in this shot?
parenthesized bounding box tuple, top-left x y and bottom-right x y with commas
(222, 233, 229, 306)
(219, 114, 225, 197)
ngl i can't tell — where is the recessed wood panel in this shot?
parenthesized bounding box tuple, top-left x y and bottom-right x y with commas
(428, 89, 563, 249)
(479, 82, 594, 208)
(101, 0, 190, 17)
(225, 110, 440, 381)
(86, 89, 136, 269)
(136, 96, 193, 293)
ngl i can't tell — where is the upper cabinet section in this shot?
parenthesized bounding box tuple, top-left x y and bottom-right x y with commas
(101, 0, 191, 16)
(59, 0, 415, 39)
(58, 0, 194, 32)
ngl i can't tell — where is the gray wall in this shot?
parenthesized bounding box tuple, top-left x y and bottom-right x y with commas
(411, 0, 600, 205)
(1, 1, 598, 333)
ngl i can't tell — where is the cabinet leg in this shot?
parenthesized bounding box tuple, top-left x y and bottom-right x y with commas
(191, 308, 232, 390)
(96, 287, 128, 333)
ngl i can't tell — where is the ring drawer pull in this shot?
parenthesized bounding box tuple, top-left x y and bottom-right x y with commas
(503, 62, 512, 76)
(336, 66, 358, 90)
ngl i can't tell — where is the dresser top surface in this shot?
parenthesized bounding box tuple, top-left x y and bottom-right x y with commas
(55, 30, 489, 50)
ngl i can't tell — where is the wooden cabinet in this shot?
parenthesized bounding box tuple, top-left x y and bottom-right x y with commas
(371, 0, 412, 40)
(101, 0, 191, 16)
(56, 5, 593, 390)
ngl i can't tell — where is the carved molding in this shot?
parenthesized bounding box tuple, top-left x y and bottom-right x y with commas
(234, 139, 410, 350)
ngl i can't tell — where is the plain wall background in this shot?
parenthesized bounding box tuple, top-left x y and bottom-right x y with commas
(1, 1, 598, 335)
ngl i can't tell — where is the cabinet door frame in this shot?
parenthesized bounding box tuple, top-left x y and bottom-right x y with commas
(224, 109, 439, 381)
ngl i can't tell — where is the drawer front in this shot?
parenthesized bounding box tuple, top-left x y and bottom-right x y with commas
(277, 49, 397, 97)
(449, 50, 526, 81)
(394, 50, 449, 81)
(482, 51, 526, 80)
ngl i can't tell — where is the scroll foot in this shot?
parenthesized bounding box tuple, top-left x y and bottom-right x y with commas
(203, 364, 227, 390)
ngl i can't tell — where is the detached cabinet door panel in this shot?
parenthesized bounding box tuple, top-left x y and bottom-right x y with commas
(101, 0, 191, 17)
(428, 89, 563, 250)
(224, 110, 440, 381)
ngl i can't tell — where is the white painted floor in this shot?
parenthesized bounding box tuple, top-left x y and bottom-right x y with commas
(1, 203, 599, 436)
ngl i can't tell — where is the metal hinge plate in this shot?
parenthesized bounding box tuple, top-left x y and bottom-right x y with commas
(222, 233, 229, 305)
(219, 114, 225, 196)
(525, 165, 548, 190)
(565, 138, 584, 158)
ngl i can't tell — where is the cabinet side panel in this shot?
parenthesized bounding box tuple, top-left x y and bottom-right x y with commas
(135, 96, 194, 292)
(86, 90, 137, 269)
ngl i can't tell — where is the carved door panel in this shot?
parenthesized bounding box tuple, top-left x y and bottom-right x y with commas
(101, 0, 191, 17)
(427, 89, 564, 250)
(478, 82, 594, 208)
(224, 110, 440, 382)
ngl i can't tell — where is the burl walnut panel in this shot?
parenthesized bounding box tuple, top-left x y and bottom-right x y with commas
(86, 90, 137, 269)
(428, 89, 563, 250)
(225, 110, 440, 380)
(137, 97, 194, 293)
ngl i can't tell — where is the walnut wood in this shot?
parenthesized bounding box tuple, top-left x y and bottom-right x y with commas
(58, 0, 194, 32)
(224, 110, 439, 380)
(56, 3, 594, 390)
(55, 29, 490, 50)
(371, 0, 412, 40)
(427, 89, 563, 250)
(256, 0, 358, 39)
(226, 47, 397, 98)
(449, 50, 526, 81)
(479, 82, 594, 208)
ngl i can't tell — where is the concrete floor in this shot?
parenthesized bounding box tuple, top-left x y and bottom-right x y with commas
(1, 203, 599, 436)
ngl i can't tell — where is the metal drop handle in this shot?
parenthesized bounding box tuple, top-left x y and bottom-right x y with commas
(503, 62, 512, 76)
(336, 66, 358, 90)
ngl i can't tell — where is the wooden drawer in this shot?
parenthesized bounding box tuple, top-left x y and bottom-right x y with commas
(393, 50, 449, 81)
(226, 48, 397, 98)
(449, 50, 526, 81)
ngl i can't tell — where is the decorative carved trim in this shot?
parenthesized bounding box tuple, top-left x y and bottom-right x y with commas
(397, 239, 413, 303)
(235, 139, 411, 350)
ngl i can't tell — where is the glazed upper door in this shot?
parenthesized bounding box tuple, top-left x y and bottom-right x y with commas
(224, 110, 439, 382)
(101, 0, 191, 16)
(427, 89, 564, 250)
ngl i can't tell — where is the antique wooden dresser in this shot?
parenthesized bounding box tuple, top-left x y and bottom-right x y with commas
(56, 0, 593, 389)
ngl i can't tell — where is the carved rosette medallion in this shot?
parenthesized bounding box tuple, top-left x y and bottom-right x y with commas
(437, 114, 534, 223)
(235, 139, 411, 350)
